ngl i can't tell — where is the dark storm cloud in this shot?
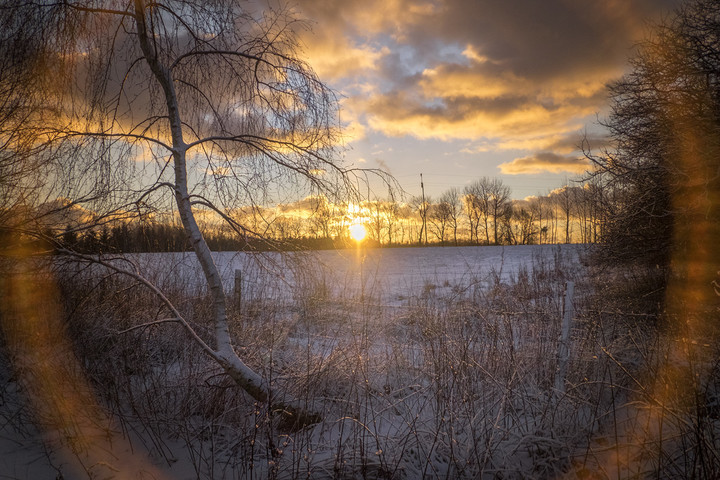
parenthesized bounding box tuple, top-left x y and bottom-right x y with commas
(409, 0, 680, 79)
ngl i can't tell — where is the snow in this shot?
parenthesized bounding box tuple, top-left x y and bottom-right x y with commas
(1, 244, 593, 479)
(126, 244, 584, 307)
(4, 243, 716, 478)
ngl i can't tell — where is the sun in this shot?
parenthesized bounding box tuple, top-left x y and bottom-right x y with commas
(349, 222, 367, 242)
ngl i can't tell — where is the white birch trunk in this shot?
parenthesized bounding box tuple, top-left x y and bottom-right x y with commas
(132, 0, 319, 427)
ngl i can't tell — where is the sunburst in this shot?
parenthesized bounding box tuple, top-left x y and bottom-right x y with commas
(348, 222, 367, 242)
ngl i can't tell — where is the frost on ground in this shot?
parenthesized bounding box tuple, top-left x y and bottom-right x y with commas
(1, 244, 719, 479)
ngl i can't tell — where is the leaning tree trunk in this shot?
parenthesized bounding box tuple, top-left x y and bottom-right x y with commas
(132, 0, 319, 428)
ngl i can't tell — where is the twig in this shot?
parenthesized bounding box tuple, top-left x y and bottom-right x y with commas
(116, 318, 181, 334)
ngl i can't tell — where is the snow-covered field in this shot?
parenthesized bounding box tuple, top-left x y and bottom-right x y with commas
(4, 243, 716, 479)
(129, 244, 585, 306)
(3, 244, 589, 479)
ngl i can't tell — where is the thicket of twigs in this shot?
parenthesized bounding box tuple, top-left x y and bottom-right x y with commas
(1, 247, 719, 478)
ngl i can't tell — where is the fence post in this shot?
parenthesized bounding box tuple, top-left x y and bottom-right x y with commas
(234, 269, 242, 306)
(555, 280, 574, 395)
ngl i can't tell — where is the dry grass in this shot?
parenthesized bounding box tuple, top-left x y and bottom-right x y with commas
(0, 247, 718, 478)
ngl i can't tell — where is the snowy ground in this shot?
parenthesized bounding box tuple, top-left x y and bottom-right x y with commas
(11, 243, 712, 479)
(3, 244, 590, 479)
(128, 244, 585, 306)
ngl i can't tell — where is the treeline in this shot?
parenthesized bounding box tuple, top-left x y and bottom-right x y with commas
(374, 178, 604, 247)
(51, 221, 369, 253)
(40, 175, 605, 253)
(59, 222, 191, 253)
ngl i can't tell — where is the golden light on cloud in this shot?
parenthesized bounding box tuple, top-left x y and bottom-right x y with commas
(420, 66, 528, 100)
(365, 100, 589, 142)
(283, 0, 679, 202)
(462, 44, 490, 64)
(499, 152, 589, 175)
(301, 33, 386, 80)
(492, 133, 579, 153)
(339, 119, 368, 143)
(349, 222, 367, 242)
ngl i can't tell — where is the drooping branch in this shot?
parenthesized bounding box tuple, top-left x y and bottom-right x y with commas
(1, 0, 399, 431)
(129, 0, 322, 427)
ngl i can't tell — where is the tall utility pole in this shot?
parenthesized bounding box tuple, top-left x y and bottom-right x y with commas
(421, 173, 428, 245)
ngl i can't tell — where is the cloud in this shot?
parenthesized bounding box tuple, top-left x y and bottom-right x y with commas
(405, 0, 679, 81)
(499, 152, 590, 175)
(374, 157, 391, 173)
(338, 110, 368, 143)
(301, 35, 387, 80)
(356, 44, 617, 143)
(292, 0, 682, 149)
(361, 88, 596, 142)
(473, 131, 610, 154)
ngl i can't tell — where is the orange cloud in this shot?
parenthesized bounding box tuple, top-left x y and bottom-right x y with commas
(360, 55, 614, 145)
(290, 0, 678, 156)
(301, 35, 387, 81)
(419, 63, 531, 100)
(363, 91, 594, 143)
(499, 152, 590, 175)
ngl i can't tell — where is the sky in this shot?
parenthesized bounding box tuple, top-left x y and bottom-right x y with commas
(286, 0, 683, 200)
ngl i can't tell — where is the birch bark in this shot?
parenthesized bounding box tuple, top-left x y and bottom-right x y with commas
(131, 0, 319, 427)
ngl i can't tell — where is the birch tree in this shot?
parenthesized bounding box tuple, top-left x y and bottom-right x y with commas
(1, 0, 381, 427)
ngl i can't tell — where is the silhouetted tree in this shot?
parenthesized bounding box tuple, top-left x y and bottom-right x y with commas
(586, 0, 720, 309)
(439, 188, 461, 246)
(0, 0, 396, 426)
(463, 180, 490, 244)
(487, 178, 512, 245)
(428, 199, 452, 244)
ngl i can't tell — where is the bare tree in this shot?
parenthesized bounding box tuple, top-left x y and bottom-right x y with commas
(527, 196, 546, 244)
(309, 195, 333, 239)
(583, 178, 607, 243)
(463, 179, 491, 245)
(462, 192, 480, 244)
(430, 188, 461, 245)
(366, 198, 386, 244)
(0, 7, 92, 247)
(427, 200, 448, 244)
(381, 200, 400, 245)
(395, 202, 414, 244)
(551, 185, 574, 244)
(443, 188, 462, 246)
(511, 201, 537, 245)
(409, 195, 430, 244)
(584, 0, 720, 320)
(486, 178, 512, 245)
(0, 0, 392, 426)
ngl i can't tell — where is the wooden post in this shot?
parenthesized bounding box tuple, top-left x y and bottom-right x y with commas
(234, 269, 242, 306)
(555, 281, 574, 395)
(421, 173, 428, 245)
